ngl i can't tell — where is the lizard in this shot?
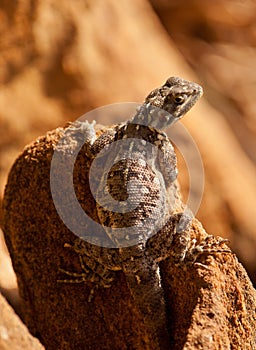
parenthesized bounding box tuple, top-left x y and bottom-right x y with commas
(57, 77, 204, 349)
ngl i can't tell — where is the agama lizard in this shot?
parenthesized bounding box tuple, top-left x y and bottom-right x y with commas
(58, 77, 203, 349)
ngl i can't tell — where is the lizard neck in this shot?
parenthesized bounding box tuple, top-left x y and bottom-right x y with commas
(129, 103, 177, 130)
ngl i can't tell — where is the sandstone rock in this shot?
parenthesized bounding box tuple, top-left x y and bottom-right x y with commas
(2, 123, 256, 349)
(0, 292, 44, 350)
(0, 229, 20, 313)
(0, 0, 255, 285)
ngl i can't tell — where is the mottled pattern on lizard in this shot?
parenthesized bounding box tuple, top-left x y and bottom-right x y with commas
(58, 77, 203, 349)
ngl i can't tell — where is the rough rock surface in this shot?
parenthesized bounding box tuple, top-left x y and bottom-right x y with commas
(1, 0, 256, 287)
(2, 123, 256, 349)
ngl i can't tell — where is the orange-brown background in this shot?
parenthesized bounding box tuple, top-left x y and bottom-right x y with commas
(1, 0, 256, 310)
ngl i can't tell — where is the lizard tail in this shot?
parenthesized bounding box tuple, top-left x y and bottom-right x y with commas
(124, 260, 170, 350)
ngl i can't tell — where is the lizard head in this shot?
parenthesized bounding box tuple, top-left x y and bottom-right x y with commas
(134, 77, 203, 129)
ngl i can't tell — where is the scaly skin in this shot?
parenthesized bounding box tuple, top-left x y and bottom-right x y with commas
(59, 77, 203, 349)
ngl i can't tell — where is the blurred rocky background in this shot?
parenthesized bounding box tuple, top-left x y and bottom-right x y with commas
(0, 0, 256, 346)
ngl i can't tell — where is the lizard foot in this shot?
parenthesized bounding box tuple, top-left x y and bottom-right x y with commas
(186, 235, 234, 265)
(58, 242, 115, 288)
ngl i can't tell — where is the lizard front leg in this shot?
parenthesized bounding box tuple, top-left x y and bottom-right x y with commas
(146, 214, 233, 267)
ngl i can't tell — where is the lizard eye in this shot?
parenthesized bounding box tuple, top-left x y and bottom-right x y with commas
(173, 94, 186, 104)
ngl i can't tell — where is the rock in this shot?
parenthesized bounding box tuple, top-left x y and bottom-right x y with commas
(0, 291, 44, 350)
(1, 0, 256, 284)
(3, 125, 162, 349)
(161, 220, 256, 349)
(2, 123, 256, 349)
(0, 229, 20, 313)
